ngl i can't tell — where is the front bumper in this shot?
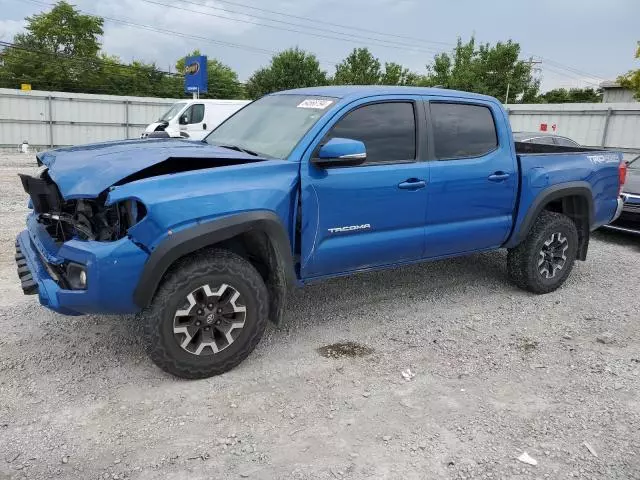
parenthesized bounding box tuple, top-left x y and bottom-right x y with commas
(15, 230, 79, 315)
(15, 217, 150, 315)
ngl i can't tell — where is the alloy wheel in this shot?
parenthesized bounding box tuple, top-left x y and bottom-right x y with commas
(172, 283, 246, 356)
(538, 232, 568, 279)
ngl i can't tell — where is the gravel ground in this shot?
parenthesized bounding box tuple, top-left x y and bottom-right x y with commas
(0, 152, 639, 480)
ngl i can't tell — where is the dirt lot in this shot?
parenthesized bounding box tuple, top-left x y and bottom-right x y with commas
(0, 152, 639, 480)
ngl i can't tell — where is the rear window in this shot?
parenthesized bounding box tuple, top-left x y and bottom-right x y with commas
(431, 103, 498, 160)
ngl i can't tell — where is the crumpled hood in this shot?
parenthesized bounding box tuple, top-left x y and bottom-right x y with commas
(37, 138, 268, 199)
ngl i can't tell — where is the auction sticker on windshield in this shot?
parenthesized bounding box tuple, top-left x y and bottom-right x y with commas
(297, 99, 334, 109)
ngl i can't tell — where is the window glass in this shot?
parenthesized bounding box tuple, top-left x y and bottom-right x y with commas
(555, 137, 579, 147)
(431, 103, 498, 160)
(185, 104, 205, 124)
(158, 102, 187, 121)
(206, 94, 334, 158)
(326, 102, 416, 163)
(532, 136, 556, 145)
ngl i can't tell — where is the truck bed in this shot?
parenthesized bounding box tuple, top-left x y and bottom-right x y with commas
(508, 144, 623, 250)
(514, 141, 602, 155)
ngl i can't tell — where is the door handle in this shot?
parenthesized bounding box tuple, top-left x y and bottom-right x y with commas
(202, 123, 207, 130)
(488, 172, 510, 182)
(398, 179, 426, 190)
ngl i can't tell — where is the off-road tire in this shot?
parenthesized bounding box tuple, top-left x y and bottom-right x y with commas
(142, 249, 269, 379)
(507, 211, 579, 294)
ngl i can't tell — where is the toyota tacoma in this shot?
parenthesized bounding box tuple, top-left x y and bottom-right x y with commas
(15, 86, 626, 378)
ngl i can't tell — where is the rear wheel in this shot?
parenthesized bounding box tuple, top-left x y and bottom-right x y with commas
(507, 211, 579, 294)
(142, 249, 269, 379)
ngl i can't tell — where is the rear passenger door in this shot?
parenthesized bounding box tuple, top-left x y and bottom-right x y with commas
(423, 99, 518, 257)
(300, 97, 429, 278)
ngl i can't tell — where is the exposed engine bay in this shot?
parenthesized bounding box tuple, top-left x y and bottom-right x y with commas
(19, 169, 146, 243)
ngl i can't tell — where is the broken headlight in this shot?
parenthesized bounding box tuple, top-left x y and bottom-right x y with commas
(65, 262, 87, 290)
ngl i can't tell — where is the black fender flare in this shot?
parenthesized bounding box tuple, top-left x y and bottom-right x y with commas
(509, 181, 594, 258)
(133, 211, 296, 309)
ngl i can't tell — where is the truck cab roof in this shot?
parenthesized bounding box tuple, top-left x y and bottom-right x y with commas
(274, 85, 499, 103)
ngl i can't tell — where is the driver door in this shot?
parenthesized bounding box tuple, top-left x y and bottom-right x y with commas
(299, 97, 430, 279)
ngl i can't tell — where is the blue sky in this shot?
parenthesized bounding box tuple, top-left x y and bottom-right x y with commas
(1, 0, 638, 93)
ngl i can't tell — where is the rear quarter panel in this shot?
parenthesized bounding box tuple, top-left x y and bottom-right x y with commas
(508, 151, 622, 246)
(106, 160, 299, 251)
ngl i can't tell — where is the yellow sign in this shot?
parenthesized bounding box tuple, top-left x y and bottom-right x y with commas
(20, 83, 31, 91)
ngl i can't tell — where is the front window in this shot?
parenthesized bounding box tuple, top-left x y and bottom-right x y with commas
(324, 102, 416, 164)
(182, 104, 205, 124)
(159, 102, 187, 122)
(205, 94, 336, 159)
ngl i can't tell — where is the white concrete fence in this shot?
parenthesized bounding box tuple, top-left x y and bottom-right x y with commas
(0, 88, 178, 150)
(1, 88, 639, 162)
(507, 102, 640, 162)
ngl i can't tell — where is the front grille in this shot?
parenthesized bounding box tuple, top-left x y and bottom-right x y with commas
(15, 241, 38, 295)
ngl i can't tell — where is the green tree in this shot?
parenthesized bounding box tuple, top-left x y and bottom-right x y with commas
(245, 47, 328, 99)
(334, 48, 381, 85)
(332, 49, 421, 86)
(537, 87, 602, 103)
(0, 1, 186, 97)
(618, 41, 640, 100)
(423, 36, 540, 103)
(379, 62, 419, 85)
(176, 49, 245, 99)
(0, 1, 103, 91)
(94, 56, 182, 97)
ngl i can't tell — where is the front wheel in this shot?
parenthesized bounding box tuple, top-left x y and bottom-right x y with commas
(142, 249, 269, 379)
(507, 211, 579, 294)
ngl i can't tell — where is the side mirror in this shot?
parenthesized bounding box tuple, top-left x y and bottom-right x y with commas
(312, 137, 366, 168)
(179, 115, 188, 125)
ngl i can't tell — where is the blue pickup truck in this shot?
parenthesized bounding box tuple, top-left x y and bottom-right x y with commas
(16, 86, 626, 378)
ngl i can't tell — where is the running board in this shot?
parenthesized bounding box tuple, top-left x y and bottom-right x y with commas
(601, 224, 640, 235)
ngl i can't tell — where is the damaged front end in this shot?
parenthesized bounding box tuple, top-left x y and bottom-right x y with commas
(15, 166, 151, 315)
(19, 168, 146, 243)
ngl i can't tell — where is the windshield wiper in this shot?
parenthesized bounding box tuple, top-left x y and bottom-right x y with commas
(218, 144, 260, 157)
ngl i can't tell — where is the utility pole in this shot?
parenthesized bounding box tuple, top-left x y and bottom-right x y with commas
(525, 56, 543, 75)
(506, 57, 542, 104)
(525, 56, 543, 86)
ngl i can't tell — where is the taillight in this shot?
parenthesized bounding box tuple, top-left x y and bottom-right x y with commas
(618, 161, 627, 195)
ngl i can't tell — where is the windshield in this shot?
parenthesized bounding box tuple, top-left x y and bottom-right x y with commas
(628, 155, 639, 169)
(205, 94, 336, 158)
(158, 102, 187, 122)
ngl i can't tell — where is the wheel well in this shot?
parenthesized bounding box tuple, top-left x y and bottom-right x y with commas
(216, 231, 275, 280)
(542, 195, 590, 260)
(161, 230, 288, 325)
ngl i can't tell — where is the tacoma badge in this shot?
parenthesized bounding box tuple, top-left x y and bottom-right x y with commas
(327, 224, 371, 233)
